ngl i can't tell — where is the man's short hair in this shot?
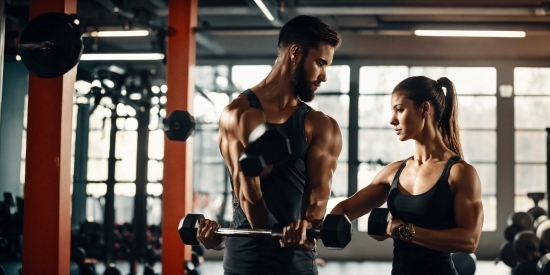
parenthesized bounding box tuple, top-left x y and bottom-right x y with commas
(278, 15, 341, 55)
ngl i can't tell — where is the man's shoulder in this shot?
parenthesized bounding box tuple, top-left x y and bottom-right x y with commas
(305, 109, 339, 128)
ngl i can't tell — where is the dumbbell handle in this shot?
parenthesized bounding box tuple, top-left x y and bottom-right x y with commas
(18, 41, 54, 51)
(213, 227, 320, 239)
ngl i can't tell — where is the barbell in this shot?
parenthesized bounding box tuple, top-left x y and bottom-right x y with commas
(178, 213, 353, 250)
(18, 12, 83, 78)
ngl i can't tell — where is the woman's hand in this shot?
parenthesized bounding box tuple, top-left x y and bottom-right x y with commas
(368, 213, 402, 241)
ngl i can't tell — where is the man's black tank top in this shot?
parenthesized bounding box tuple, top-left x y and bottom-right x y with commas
(387, 155, 461, 275)
(223, 89, 318, 275)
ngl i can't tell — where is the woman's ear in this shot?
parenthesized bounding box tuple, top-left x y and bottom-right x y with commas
(422, 102, 431, 117)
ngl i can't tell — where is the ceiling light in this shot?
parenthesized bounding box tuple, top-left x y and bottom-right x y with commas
(85, 30, 149, 37)
(414, 30, 526, 38)
(254, 0, 275, 21)
(151, 85, 160, 94)
(102, 79, 115, 89)
(80, 53, 165, 61)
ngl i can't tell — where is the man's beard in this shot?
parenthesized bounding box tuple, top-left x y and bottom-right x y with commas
(291, 61, 316, 102)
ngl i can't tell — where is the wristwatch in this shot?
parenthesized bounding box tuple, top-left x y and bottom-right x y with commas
(398, 223, 415, 241)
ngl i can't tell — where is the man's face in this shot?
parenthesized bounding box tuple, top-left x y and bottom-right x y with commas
(291, 43, 335, 102)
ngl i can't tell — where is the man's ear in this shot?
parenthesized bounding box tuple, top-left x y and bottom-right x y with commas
(289, 44, 301, 62)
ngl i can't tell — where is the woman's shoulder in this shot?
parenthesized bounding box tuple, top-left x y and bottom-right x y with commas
(375, 158, 410, 182)
(449, 158, 481, 191)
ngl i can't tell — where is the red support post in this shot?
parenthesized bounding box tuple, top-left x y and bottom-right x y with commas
(21, 0, 77, 274)
(162, 0, 198, 274)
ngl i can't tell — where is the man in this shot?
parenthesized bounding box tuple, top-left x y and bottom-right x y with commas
(197, 15, 343, 275)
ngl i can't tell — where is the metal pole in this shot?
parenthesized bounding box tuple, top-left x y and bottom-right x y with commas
(18, 41, 54, 51)
(72, 103, 90, 228)
(546, 128, 550, 212)
(133, 76, 151, 274)
(0, 0, 5, 132)
(104, 104, 118, 265)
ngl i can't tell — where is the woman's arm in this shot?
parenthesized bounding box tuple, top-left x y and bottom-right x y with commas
(329, 162, 398, 220)
(387, 162, 484, 253)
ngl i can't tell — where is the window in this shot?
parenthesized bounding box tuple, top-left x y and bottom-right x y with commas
(356, 66, 497, 232)
(310, 65, 350, 196)
(514, 67, 550, 213)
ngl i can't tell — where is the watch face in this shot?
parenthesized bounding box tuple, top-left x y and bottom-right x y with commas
(399, 227, 410, 237)
(399, 225, 413, 240)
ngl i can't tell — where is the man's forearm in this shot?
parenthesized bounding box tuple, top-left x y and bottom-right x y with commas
(241, 199, 270, 228)
(306, 203, 328, 229)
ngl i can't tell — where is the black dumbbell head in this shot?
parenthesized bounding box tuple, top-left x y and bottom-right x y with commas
(320, 214, 352, 250)
(248, 124, 291, 164)
(499, 241, 520, 268)
(239, 152, 267, 177)
(368, 208, 390, 236)
(19, 12, 83, 78)
(103, 266, 122, 275)
(178, 213, 204, 245)
(513, 230, 541, 262)
(143, 266, 156, 275)
(528, 206, 547, 221)
(504, 225, 522, 242)
(451, 252, 476, 275)
(70, 247, 86, 265)
(507, 212, 534, 230)
(512, 261, 538, 275)
(164, 110, 196, 141)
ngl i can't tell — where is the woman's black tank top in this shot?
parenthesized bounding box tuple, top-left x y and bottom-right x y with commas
(387, 155, 461, 275)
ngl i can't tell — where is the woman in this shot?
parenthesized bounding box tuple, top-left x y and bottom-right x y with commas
(330, 76, 484, 275)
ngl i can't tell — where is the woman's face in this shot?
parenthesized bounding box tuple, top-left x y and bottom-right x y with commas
(389, 92, 425, 141)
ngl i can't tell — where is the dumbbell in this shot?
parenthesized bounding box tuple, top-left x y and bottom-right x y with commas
(18, 12, 83, 78)
(163, 110, 196, 141)
(527, 192, 547, 220)
(367, 208, 390, 236)
(239, 123, 292, 177)
(512, 261, 538, 275)
(513, 230, 540, 262)
(185, 260, 199, 275)
(504, 211, 534, 242)
(178, 213, 352, 250)
(507, 211, 534, 231)
(451, 252, 476, 275)
(499, 241, 520, 267)
(103, 264, 122, 275)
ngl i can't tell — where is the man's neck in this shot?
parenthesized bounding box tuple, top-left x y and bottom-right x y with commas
(252, 61, 299, 109)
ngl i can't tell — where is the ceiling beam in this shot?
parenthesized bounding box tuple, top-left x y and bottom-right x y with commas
(189, 5, 549, 17)
(195, 21, 550, 36)
(195, 33, 227, 56)
(295, 6, 550, 16)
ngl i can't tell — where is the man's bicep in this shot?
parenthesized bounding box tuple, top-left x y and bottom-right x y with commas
(303, 118, 343, 223)
(309, 117, 342, 176)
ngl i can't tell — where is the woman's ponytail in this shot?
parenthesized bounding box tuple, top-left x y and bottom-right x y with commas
(437, 77, 463, 157)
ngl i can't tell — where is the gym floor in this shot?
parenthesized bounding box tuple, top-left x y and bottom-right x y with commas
(195, 260, 513, 275)
(0, 259, 516, 275)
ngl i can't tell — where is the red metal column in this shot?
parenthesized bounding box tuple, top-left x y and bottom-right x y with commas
(162, 0, 197, 274)
(21, 0, 77, 274)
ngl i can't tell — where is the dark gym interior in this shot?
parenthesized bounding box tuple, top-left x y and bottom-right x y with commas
(0, 0, 550, 274)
